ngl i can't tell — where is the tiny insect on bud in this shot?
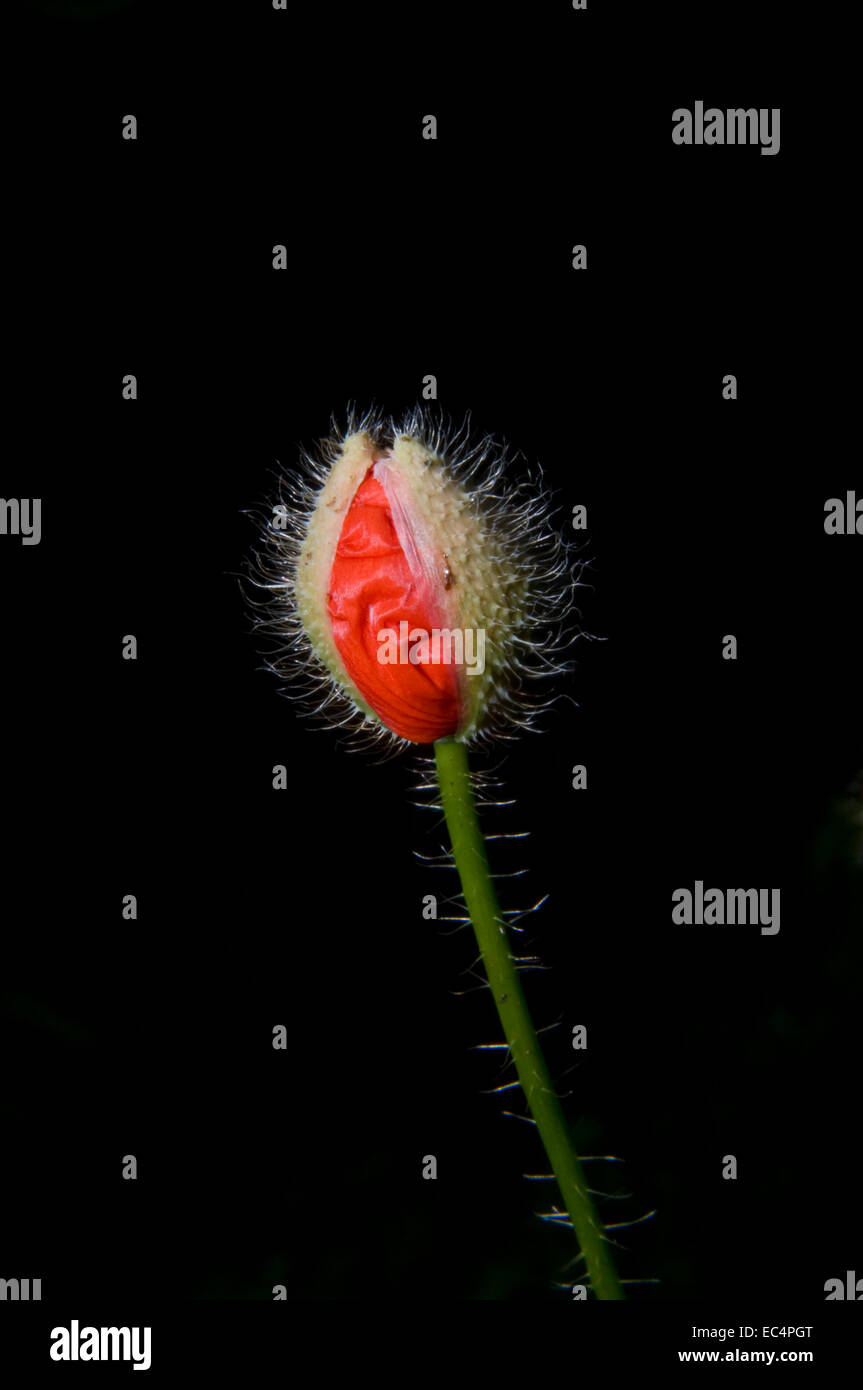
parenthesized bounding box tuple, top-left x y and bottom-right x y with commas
(250, 408, 576, 749)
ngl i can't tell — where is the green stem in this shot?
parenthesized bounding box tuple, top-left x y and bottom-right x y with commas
(433, 736, 624, 1300)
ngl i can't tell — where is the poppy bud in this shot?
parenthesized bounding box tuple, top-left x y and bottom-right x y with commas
(253, 408, 574, 749)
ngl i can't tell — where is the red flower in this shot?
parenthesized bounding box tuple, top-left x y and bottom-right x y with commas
(328, 468, 463, 743)
(254, 409, 573, 750)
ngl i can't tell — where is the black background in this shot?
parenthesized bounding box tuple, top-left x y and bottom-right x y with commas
(2, 0, 860, 1319)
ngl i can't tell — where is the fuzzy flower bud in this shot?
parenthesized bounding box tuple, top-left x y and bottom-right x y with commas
(251, 408, 575, 750)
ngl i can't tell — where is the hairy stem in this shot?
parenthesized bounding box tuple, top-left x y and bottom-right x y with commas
(433, 735, 623, 1300)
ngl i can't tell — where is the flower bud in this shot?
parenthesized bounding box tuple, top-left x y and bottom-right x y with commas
(253, 409, 573, 749)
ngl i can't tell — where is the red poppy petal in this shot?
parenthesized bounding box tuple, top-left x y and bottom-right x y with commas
(328, 468, 463, 743)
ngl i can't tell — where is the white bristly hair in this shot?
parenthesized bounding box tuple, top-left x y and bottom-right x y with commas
(245, 403, 587, 758)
